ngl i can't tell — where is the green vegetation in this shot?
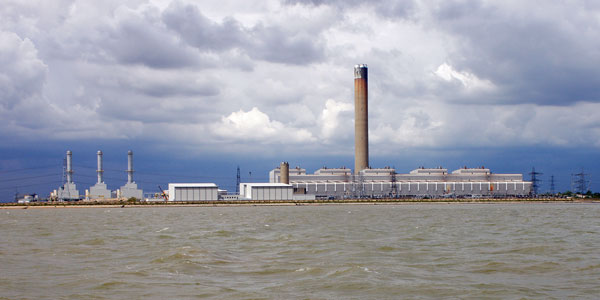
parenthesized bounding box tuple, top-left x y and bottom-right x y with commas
(551, 190, 600, 199)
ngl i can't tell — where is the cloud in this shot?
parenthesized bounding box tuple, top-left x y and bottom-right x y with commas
(434, 63, 495, 92)
(0, 31, 47, 109)
(282, 0, 416, 19)
(211, 107, 315, 143)
(320, 99, 352, 140)
(162, 1, 327, 65)
(429, 1, 600, 105)
(162, 1, 247, 52)
(1, 0, 600, 159)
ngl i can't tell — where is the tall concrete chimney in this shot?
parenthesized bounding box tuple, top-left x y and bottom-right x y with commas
(97, 150, 104, 184)
(280, 162, 290, 184)
(127, 150, 134, 183)
(66, 150, 73, 183)
(354, 64, 369, 174)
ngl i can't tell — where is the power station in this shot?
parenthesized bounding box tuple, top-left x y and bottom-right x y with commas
(268, 63, 532, 198)
(48, 64, 531, 202)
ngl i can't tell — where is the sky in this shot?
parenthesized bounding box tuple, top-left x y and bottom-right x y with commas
(1, 0, 599, 200)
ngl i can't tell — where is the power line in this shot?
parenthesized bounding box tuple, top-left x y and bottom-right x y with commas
(0, 165, 59, 174)
(0, 173, 62, 183)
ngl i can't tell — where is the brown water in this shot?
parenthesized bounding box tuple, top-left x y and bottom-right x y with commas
(1, 204, 599, 299)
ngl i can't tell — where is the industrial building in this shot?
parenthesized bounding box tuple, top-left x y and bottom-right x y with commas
(52, 150, 144, 201)
(168, 183, 219, 201)
(239, 183, 294, 200)
(89, 151, 111, 199)
(56, 150, 79, 200)
(117, 150, 143, 199)
(269, 166, 531, 198)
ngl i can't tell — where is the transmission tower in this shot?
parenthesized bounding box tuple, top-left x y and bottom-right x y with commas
(572, 168, 590, 195)
(529, 167, 542, 197)
(550, 175, 556, 195)
(391, 169, 398, 198)
(358, 172, 365, 198)
(235, 166, 241, 194)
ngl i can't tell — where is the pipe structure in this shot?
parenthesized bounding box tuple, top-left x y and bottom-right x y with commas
(127, 150, 134, 183)
(66, 150, 73, 183)
(280, 162, 290, 184)
(354, 64, 369, 174)
(97, 150, 104, 183)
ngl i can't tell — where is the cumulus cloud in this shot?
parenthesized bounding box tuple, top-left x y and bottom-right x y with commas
(0, 31, 47, 109)
(211, 107, 315, 143)
(320, 99, 352, 140)
(434, 63, 495, 92)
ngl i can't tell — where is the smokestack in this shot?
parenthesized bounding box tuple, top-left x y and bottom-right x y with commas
(354, 64, 369, 174)
(127, 150, 134, 184)
(66, 150, 73, 183)
(280, 162, 290, 184)
(97, 150, 104, 184)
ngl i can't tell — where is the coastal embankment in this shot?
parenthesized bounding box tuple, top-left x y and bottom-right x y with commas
(1, 197, 597, 209)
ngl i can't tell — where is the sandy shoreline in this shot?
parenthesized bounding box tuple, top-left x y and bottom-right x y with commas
(1, 199, 597, 209)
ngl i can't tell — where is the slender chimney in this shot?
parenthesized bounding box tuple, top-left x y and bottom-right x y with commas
(280, 162, 290, 184)
(127, 150, 134, 183)
(97, 150, 104, 183)
(66, 150, 73, 183)
(354, 64, 369, 174)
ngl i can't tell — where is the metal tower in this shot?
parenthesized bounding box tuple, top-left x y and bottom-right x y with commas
(391, 169, 398, 198)
(572, 168, 590, 195)
(550, 175, 555, 195)
(529, 167, 542, 197)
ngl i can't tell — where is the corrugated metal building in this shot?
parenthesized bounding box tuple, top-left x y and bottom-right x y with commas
(239, 183, 293, 200)
(168, 183, 219, 201)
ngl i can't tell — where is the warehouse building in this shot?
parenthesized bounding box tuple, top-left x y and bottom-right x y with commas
(168, 183, 219, 201)
(239, 183, 294, 200)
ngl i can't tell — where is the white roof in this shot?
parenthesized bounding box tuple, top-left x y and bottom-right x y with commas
(243, 183, 292, 187)
(169, 183, 218, 188)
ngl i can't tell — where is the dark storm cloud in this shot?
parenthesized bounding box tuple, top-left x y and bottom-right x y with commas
(162, 1, 247, 51)
(119, 76, 220, 98)
(247, 24, 325, 64)
(163, 1, 326, 65)
(282, 0, 415, 19)
(106, 11, 201, 69)
(430, 1, 600, 105)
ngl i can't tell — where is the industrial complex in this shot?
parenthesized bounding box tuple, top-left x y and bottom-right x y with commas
(45, 64, 531, 203)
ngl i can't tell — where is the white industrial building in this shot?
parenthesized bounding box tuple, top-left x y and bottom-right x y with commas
(270, 166, 532, 198)
(168, 183, 219, 201)
(239, 183, 294, 200)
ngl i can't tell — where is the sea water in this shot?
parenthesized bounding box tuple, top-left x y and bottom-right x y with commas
(1, 203, 599, 299)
